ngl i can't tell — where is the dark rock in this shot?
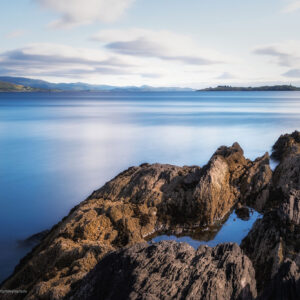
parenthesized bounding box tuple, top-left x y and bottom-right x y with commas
(236, 205, 250, 221)
(67, 241, 257, 300)
(271, 131, 300, 162)
(270, 132, 300, 225)
(257, 259, 300, 300)
(241, 211, 284, 292)
(240, 153, 272, 212)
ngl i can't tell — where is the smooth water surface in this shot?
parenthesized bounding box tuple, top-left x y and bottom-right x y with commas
(151, 209, 261, 248)
(1, 91, 300, 281)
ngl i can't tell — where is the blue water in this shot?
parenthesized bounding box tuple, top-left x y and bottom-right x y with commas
(151, 209, 261, 248)
(1, 91, 300, 282)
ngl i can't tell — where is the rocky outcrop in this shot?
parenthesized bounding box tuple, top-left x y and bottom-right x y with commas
(241, 131, 300, 297)
(67, 241, 257, 300)
(1, 141, 273, 300)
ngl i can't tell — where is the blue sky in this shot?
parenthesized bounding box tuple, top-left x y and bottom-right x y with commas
(1, 0, 300, 87)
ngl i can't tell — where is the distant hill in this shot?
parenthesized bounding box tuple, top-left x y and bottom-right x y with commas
(198, 85, 300, 91)
(0, 81, 45, 92)
(0, 76, 194, 92)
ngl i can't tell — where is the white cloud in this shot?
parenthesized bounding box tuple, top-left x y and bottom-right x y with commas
(36, 0, 135, 28)
(282, 1, 300, 13)
(0, 28, 253, 87)
(91, 28, 229, 65)
(0, 41, 231, 86)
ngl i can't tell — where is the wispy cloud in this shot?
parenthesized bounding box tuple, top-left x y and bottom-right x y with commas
(282, 1, 300, 13)
(92, 28, 228, 65)
(5, 30, 26, 39)
(36, 0, 135, 28)
(0, 43, 133, 78)
(253, 41, 300, 67)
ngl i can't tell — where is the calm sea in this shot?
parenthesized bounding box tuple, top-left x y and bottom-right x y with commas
(1, 91, 300, 282)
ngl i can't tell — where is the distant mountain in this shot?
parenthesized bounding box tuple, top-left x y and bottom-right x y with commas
(0, 76, 194, 92)
(111, 85, 194, 92)
(0, 81, 45, 92)
(198, 85, 300, 91)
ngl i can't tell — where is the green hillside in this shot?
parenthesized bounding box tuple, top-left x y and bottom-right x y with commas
(0, 81, 42, 92)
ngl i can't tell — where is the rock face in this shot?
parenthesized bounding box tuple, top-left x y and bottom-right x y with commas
(240, 153, 272, 211)
(67, 241, 257, 300)
(241, 131, 300, 297)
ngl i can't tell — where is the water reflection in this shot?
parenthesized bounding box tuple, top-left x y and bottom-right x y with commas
(151, 208, 261, 248)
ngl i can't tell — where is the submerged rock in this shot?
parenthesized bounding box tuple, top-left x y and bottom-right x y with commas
(67, 241, 257, 300)
(235, 204, 250, 221)
(17, 229, 50, 247)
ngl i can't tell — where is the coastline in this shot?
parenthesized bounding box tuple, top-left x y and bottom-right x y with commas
(1, 132, 300, 299)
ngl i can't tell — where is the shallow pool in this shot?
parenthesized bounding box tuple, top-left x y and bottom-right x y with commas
(151, 208, 261, 248)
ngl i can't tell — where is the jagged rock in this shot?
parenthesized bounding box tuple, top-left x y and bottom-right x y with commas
(271, 131, 300, 162)
(278, 190, 300, 226)
(241, 131, 300, 298)
(67, 241, 257, 300)
(241, 211, 284, 292)
(0, 142, 274, 299)
(240, 153, 272, 211)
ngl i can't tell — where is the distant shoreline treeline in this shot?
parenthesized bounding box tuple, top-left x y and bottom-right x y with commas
(1, 76, 300, 92)
(198, 85, 300, 92)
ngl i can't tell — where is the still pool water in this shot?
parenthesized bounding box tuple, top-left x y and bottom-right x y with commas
(1, 91, 300, 282)
(151, 208, 261, 248)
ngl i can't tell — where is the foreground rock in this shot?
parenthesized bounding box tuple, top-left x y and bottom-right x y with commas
(67, 241, 257, 300)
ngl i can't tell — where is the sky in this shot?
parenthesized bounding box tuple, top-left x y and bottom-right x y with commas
(1, 0, 300, 88)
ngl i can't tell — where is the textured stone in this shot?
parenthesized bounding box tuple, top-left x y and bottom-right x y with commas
(241, 131, 300, 298)
(67, 241, 257, 300)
